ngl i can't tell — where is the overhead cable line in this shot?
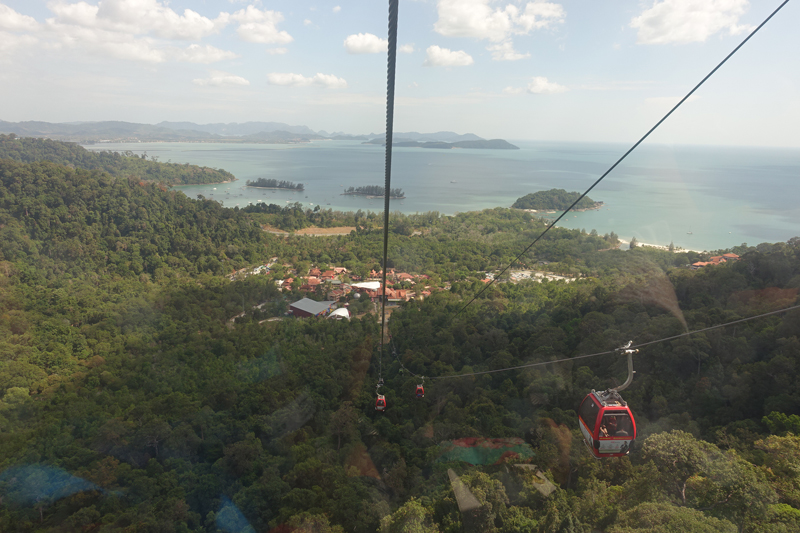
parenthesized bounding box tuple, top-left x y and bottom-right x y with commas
(378, 0, 400, 383)
(424, 304, 800, 380)
(454, 0, 791, 318)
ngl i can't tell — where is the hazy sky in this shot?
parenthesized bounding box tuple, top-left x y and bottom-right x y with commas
(1, 0, 798, 146)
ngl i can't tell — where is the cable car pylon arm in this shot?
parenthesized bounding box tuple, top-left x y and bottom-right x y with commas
(612, 341, 638, 393)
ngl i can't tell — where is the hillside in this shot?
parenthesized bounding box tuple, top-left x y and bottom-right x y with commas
(0, 134, 234, 184)
(0, 157, 799, 532)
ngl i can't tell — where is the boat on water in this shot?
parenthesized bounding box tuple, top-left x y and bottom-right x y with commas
(687, 231, 693, 234)
(450, 180, 457, 183)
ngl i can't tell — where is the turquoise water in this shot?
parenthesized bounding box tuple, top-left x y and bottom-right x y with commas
(83, 140, 800, 252)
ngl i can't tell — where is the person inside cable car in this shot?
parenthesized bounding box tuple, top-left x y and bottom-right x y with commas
(600, 413, 630, 437)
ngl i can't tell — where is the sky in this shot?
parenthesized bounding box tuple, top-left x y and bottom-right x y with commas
(0, 0, 798, 146)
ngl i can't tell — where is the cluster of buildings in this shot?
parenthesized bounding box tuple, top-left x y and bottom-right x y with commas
(691, 253, 740, 270)
(277, 266, 432, 303)
(229, 257, 279, 281)
(280, 267, 437, 320)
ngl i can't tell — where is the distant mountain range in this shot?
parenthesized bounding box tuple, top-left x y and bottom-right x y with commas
(0, 120, 501, 145)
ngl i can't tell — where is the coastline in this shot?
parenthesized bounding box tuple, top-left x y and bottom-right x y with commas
(515, 202, 604, 214)
(617, 239, 704, 254)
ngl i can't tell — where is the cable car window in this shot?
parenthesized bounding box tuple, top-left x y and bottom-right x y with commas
(600, 412, 633, 438)
(579, 396, 600, 432)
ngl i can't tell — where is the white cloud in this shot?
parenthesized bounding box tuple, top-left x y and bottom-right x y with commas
(31, 0, 237, 64)
(102, 38, 167, 63)
(0, 31, 38, 56)
(631, 0, 752, 45)
(399, 43, 415, 53)
(503, 86, 524, 95)
(333, 5, 341, 12)
(343, 33, 387, 54)
(44, 21, 168, 62)
(527, 76, 566, 94)
(434, 0, 564, 42)
(266, 47, 287, 55)
(267, 72, 348, 89)
(193, 70, 250, 87)
(487, 41, 529, 61)
(423, 45, 473, 66)
(0, 4, 39, 31)
(176, 44, 238, 63)
(48, 0, 230, 40)
(304, 19, 313, 26)
(231, 5, 293, 44)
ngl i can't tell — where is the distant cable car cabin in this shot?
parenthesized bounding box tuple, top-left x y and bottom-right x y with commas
(415, 384, 424, 398)
(375, 394, 387, 412)
(579, 389, 636, 458)
(579, 343, 638, 458)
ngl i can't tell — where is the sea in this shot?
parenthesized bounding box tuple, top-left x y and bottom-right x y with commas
(82, 140, 800, 252)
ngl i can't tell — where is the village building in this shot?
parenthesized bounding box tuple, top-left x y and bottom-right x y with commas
(289, 298, 336, 318)
(309, 268, 322, 277)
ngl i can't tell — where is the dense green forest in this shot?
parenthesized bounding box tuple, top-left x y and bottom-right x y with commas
(0, 134, 235, 185)
(245, 179, 303, 190)
(344, 185, 405, 198)
(513, 189, 600, 211)
(1, 155, 799, 532)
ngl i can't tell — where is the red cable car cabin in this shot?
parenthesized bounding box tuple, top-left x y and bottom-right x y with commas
(375, 394, 387, 412)
(578, 389, 636, 458)
(415, 384, 424, 398)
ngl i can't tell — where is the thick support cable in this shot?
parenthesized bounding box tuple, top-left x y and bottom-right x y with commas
(379, 0, 399, 381)
(455, 0, 791, 318)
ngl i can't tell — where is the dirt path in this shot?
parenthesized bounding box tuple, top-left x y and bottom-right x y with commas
(261, 225, 357, 236)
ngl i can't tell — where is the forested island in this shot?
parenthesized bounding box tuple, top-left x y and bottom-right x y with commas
(513, 188, 602, 211)
(342, 185, 405, 198)
(245, 178, 304, 190)
(1, 140, 800, 532)
(0, 134, 235, 185)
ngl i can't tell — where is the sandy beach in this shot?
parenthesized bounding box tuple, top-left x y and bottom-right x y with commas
(617, 239, 704, 253)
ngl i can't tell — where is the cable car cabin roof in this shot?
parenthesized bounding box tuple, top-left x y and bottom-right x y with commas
(591, 389, 628, 408)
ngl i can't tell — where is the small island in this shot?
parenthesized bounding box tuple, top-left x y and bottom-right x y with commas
(246, 178, 304, 191)
(512, 189, 603, 211)
(342, 185, 405, 199)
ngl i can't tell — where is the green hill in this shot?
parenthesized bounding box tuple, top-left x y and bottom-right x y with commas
(0, 156, 799, 532)
(0, 134, 234, 184)
(512, 188, 601, 210)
